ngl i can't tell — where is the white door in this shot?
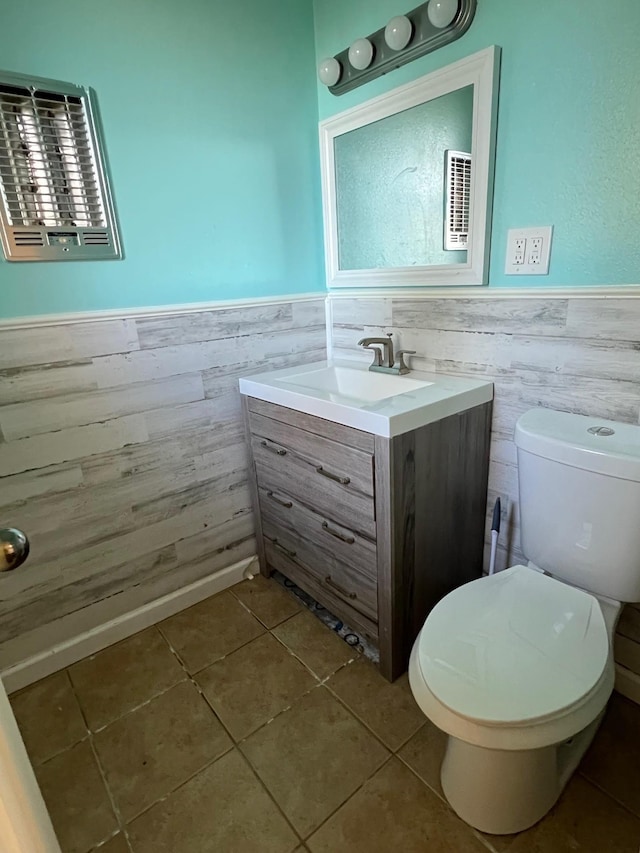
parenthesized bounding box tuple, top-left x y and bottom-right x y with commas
(0, 681, 61, 852)
(0, 528, 60, 851)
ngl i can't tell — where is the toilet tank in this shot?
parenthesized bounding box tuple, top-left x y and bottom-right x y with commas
(514, 408, 640, 602)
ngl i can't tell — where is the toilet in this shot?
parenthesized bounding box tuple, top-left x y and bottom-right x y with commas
(408, 407, 640, 835)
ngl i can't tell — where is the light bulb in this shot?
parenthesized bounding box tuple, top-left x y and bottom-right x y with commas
(348, 38, 374, 71)
(318, 57, 342, 87)
(384, 15, 413, 51)
(427, 0, 459, 29)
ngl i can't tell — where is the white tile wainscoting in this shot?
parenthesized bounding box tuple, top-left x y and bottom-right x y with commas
(0, 296, 326, 689)
(329, 292, 640, 702)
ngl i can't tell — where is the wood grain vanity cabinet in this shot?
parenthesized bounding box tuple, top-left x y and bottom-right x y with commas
(242, 395, 492, 681)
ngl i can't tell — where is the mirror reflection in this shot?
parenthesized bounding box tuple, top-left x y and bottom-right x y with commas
(335, 85, 473, 270)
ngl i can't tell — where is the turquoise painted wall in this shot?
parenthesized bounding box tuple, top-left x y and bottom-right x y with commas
(0, 0, 324, 317)
(314, 0, 640, 287)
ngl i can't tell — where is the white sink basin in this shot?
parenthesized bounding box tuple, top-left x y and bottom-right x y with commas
(239, 360, 493, 438)
(280, 365, 433, 404)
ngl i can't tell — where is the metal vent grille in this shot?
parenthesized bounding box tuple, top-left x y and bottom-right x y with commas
(444, 149, 471, 251)
(82, 229, 110, 246)
(0, 70, 121, 261)
(13, 229, 44, 247)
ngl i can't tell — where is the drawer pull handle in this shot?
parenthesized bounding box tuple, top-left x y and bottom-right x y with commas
(267, 491, 293, 509)
(324, 575, 357, 600)
(316, 466, 350, 485)
(267, 536, 297, 558)
(261, 440, 287, 456)
(321, 521, 355, 545)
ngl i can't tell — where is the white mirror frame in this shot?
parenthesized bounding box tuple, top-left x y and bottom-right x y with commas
(319, 45, 501, 288)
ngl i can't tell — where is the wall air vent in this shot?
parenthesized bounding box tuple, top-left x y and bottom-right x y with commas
(0, 69, 122, 262)
(444, 149, 471, 251)
(82, 230, 110, 246)
(12, 229, 45, 247)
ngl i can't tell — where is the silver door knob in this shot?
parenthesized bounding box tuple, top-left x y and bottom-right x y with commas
(0, 528, 30, 572)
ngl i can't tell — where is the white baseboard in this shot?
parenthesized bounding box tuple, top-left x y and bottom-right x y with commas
(614, 662, 640, 706)
(1, 556, 258, 695)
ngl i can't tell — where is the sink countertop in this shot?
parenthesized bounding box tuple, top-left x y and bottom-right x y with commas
(239, 360, 493, 438)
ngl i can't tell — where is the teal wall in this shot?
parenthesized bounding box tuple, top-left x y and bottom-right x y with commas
(314, 0, 640, 287)
(0, 0, 324, 318)
(3, 0, 638, 316)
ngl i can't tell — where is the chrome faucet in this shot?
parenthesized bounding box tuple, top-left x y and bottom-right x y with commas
(357, 333, 415, 375)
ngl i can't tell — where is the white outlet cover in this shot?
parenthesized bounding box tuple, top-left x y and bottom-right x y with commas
(505, 226, 553, 275)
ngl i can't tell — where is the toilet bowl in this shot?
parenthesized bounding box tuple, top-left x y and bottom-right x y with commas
(408, 407, 640, 835)
(409, 565, 618, 834)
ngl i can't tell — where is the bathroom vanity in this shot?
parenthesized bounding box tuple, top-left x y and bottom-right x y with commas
(240, 361, 493, 681)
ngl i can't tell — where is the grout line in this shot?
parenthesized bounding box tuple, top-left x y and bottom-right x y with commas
(234, 748, 305, 846)
(65, 666, 130, 847)
(27, 732, 92, 769)
(65, 625, 243, 836)
(269, 620, 361, 681)
(392, 751, 500, 851)
(320, 669, 418, 758)
(471, 830, 501, 853)
(87, 730, 128, 843)
(30, 669, 94, 763)
(389, 719, 428, 755)
(394, 749, 449, 806)
(226, 577, 306, 632)
(301, 754, 395, 843)
(201, 677, 326, 750)
(120, 744, 237, 829)
(157, 620, 269, 677)
(91, 831, 132, 852)
(86, 677, 188, 734)
(269, 627, 331, 683)
(576, 771, 640, 823)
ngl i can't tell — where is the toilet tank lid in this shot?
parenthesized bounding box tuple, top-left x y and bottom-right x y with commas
(515, 408, 640, 482)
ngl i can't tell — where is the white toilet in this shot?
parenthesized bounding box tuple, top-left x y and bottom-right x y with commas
(409, 407, 640, 835)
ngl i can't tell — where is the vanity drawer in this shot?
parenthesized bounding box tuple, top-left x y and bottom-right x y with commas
(250, 421, 376, 539)
(249, 411, 374, 497)
(259, 486, 376, 581)
(253, 444, 376, 539)
(262, 515, 378, 624)
(248, 397, 375, 454)
(264, 537, 378, 642)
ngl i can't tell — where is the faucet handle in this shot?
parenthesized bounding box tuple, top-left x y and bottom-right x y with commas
(395, 349, 415, 374)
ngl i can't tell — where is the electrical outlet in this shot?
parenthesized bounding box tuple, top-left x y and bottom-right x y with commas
(505, 227, 553, 275)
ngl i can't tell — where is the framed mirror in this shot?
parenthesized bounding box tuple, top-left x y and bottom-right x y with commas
(319, 46, 500, 288)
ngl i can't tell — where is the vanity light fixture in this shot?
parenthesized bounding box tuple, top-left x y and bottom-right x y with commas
(348, 38, 374, 71)
(318, 56, 342, 87)
(384, 16, 413, 51)
(318, 0, 476, 96)
(427, 0, 460, 28)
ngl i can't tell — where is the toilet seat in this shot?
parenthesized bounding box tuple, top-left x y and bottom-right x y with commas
(409, 565, 614, 750)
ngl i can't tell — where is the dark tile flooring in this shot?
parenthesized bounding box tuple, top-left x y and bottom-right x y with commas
(9, 575, 640, 852)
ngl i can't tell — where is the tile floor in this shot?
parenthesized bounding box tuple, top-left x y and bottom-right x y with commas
(9, 575, 640, 853)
